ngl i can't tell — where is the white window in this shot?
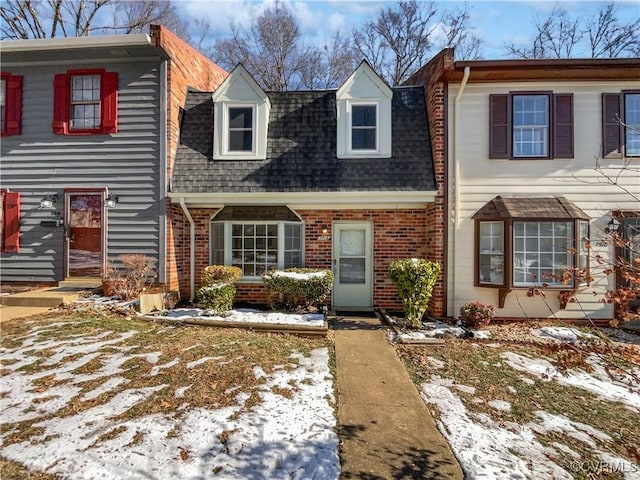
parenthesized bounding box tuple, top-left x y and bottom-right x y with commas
(350, 103, 377, 151)
(513, 95, 548, 157)
(227, 106, 254, 153)
(625, 93, 640, 157)
(513, 221, 571, 286)
(210, 221, 303, 279)
(479, 221, 504, 285)
(71, 74, 101, 130)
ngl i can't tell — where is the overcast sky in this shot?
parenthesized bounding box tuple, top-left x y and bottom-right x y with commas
(176, 0, 640, 59)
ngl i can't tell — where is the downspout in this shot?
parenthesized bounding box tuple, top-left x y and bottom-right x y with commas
(451, 66, 470, 316)
(179, 197, 195, 302)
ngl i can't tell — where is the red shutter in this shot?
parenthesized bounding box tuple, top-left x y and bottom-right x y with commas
(4, 75, 23, 136)
(100, 71, 118, 134)
(489, 94, 510, 159)
(602, 93, 622, 159)
(52, 73, 69, 135)
(2, 192, 21, 253)
(552, 94, 573, 159)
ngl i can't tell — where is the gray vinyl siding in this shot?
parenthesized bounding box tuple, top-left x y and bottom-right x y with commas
(0, 58, 165, 283)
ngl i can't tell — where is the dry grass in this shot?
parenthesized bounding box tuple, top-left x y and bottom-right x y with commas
(0, 309, 330, 477)
(396, 322, 640, 479)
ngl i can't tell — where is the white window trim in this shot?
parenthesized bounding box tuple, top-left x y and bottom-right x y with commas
(348, 101, 379, 154)
(222, 103, 257, 156)
(512, 94, 549, 158)
(210, 220, 305, 282)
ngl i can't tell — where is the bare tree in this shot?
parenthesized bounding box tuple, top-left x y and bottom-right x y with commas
(213, 4, 357, 91)
(505, 2, 640, 59)
(587, 3, 640, 58)
(0, 0, 185, 39)
(354, 1, 483, 85)
(437, 3, 482, 61)
(354, 0, 438, 86)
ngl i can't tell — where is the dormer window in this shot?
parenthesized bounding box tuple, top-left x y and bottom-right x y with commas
(336, 61, 392, 159)
(212, 65, 269, 161)
(351, 103, 378, 151)
(227, 105, 254, 153)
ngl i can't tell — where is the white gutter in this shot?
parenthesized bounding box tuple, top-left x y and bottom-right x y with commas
(0, 34, 151, 52)
(451, 66, 471, 316)
(179, 197, 196, 302)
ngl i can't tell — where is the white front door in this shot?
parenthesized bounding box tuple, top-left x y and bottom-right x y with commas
(332, 222, 373, 308)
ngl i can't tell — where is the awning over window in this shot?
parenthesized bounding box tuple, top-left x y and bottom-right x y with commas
(212, 206, 301, 222)
(472, 196, 590, 220)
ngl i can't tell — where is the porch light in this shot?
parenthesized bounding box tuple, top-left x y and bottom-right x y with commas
(605, 217, 620, 234)
(39, 194, 57, 209)
(321, 225, 329, 234)
(104, 193, 119, 208)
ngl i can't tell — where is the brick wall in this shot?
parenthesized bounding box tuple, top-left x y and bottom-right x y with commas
(175, 207, 429, 311)
(404, 48, 454, 317)
(150, 25, 227, 295)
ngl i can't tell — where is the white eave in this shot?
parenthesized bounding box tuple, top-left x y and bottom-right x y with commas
(168, 190, 438, 209)
(0, 34, 152, 52)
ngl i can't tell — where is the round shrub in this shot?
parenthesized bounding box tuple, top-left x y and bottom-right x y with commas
(196, 283, 236, 315)
(201, 265, 242, 287)
(459, 301, 495, 329)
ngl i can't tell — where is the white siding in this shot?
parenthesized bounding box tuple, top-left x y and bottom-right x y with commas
(448, 80, 640, 319)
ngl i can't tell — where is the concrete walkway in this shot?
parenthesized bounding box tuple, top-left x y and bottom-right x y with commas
(333, 315, 463, 479)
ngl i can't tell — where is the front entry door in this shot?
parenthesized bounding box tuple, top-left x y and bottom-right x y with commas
(332, 222, 373, 308)
(64, 192, 105, 278)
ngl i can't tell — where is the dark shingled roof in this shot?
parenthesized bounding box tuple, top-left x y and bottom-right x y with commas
(171, 87, 436, 193)
(472, 196, 590, 220)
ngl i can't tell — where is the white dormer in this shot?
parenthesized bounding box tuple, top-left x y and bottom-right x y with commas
(212, 65, 270, 160)
(336, 60, 393, 159)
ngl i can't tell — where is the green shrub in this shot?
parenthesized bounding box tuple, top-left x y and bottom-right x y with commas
(195, 265, 242, 314)
(262, 268, 333, 311)
(201, 265, 242, 286)
(389, 258, 441, 328)
(196, 283, 236, 314)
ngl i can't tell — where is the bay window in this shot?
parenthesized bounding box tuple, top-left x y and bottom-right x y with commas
(210, 219, 303, 279)
(474, 197, 590, 290)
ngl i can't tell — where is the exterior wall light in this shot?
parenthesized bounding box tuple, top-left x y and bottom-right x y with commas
(39, 194, 57, 209)
(104, 193, 119, 208)
(605, 217, 620, 234)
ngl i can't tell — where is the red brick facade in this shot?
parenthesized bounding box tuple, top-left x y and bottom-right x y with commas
(149, 25, 227, 293)
(404, 48, 454, 317)
(171, 207, 428, 311)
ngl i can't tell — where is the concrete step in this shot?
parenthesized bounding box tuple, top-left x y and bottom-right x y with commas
(1, 288, 84, 307)
(58, 278, 103, 289)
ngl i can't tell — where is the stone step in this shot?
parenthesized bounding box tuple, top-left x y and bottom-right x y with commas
(0, 287, 88, 307)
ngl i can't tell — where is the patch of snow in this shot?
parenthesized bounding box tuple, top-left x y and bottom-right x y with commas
(502, 352, 640, 409)
(488, 400, 512, 412)
(532, 326, 596, 344)
(421, 381, 572, 480)
(265, 270, 328, 281)
(508, 386, 517, 394)
(185, 356, 223, 369)
(530, 411, 612, 448)
(427, 356, 445, 369)
(597, 452, 640, 480)
(1, 323, 340, 480)
(157, 308, 325, 327)
(150, 358, 179, 376)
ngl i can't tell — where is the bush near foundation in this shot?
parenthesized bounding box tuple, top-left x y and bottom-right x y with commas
(196, 265, 243, 314)
(262, 268, 333, 311)
(389, 258, 441, 328)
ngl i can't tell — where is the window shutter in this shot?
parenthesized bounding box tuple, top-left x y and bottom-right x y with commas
(489, 94, 509, 159)
(5, 75, 23, 136)
(552, 94, 573, 158)
(2, 192, 20, 253)
(100, 72, 118, 134)
(602, 93, 622, 159)
(52, 74, 69, 135)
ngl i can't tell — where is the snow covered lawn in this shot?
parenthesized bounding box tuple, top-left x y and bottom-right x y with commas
(396, 323, 640, 480)
(0, 312, 340, 480)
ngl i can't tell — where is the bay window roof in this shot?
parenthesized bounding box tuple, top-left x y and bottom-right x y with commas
(472, 196, 590, 220)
